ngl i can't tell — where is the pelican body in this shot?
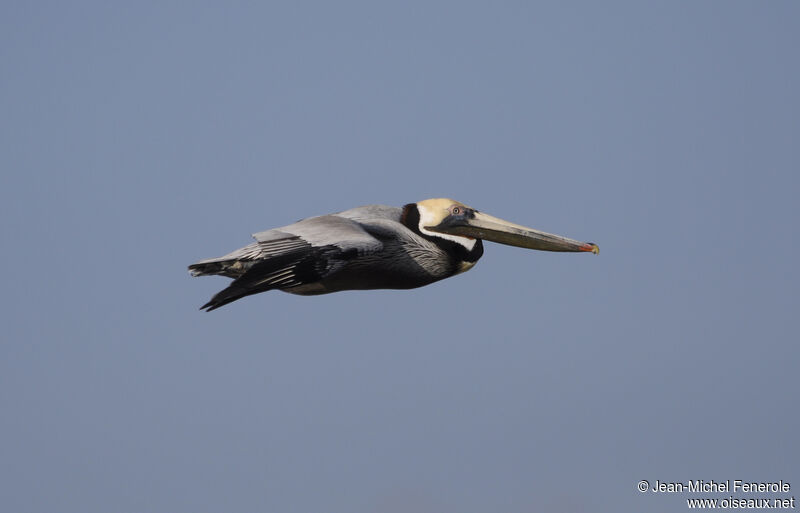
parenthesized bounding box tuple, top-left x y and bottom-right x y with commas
(189, 198, 598, 311)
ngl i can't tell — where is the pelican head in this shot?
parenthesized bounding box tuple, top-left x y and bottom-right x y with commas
(414, 198, 599, 254)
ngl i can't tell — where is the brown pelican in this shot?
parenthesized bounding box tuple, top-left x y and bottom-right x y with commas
(189, 198, 598, 311)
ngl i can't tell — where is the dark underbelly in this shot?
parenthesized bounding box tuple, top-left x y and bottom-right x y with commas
(283, 267, 446, 296)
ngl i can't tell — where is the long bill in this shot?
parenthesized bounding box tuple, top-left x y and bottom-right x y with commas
(428, 211, 599, 254)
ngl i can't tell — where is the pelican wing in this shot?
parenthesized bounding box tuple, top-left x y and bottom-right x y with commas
(189, 215, 384, 311)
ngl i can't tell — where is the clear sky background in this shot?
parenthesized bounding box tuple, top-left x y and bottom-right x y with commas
(2, 2, 798, 512)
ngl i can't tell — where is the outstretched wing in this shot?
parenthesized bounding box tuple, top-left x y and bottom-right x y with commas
(189, 215, 384, 311)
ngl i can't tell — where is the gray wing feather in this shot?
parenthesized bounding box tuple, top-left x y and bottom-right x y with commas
(190, 212, 387, 279)
(333, 204, 402, 224)
(190, 210, 395, 310)
(252, 214, 384, 255)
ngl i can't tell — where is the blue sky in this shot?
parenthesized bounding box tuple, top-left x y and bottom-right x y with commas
(2, 2, 798, 512)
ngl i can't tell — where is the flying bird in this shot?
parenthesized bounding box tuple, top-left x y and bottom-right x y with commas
(189, 198, 598, 311)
